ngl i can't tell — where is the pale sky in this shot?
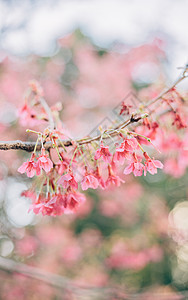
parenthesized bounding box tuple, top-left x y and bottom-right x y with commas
(0, 0, 188, 77)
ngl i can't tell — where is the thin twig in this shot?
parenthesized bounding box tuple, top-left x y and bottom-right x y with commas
(39, 97, 55, 129)
(144, 71, 187, 108)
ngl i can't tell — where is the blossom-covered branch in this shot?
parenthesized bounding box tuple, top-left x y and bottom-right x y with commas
(1, 67, 187, 217)
(0, 67, 187, 152)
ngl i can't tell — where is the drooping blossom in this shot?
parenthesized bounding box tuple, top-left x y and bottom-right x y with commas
(64, 191, 86, 214)
(58, 172, 78, 190)
(119, 103, 132, 115)
(18, 153, 37, 178)
(29, 193, 65, 216)
(172, 112, 187, 129)
(29, 194, 54, 216)
(123, 152, 144, 177)
(113, 137, 137, 164)
(143, 152, 163, 175)
(94, 142, 112, 163)
(57, 159, 69, 175)
(106, 165, 125, 187)
(56, 153, 72, 175)
(36, 148, 53, 175)
(94, 166, 106, 189)
(81, 168, 99, 190)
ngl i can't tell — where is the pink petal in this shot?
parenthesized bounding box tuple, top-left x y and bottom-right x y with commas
(88, 175, 99, 189)
(26, 169, 35, 178)
(81, 178, 88, 190)
(153, 160, 163, 169)
(18, 162, 28, 174)
(94, 149, 101, 160)
(123, 164, 133, 175)
(39, 156, 48, 163)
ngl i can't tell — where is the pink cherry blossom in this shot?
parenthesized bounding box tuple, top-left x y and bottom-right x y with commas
(123, 137, 138, 151)
(18, 153, 37, 178)
(36, 148, 53, 175)
(58, 172, 78, 190)
(106, 165, 125, 187)
(143, 152, 163, 175)
(81, 169, 99, 191)
(123, 153, 144, 177)
(29, 193, 65, 216)
(113, 145, 130, 165)
(113, 138, 138, 165)
(64, 191, 86, 214)
(94, 142, 112, 163)
(57, 154, 70, 175)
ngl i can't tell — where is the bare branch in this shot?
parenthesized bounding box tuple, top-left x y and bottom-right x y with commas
(0, 256, 122, 298)
(144, 70, 187, 108)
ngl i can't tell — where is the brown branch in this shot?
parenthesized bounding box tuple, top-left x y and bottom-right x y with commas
(0, 68, 187, 152)
(0, 114, 143, 152)
(0, 140, 72, 152)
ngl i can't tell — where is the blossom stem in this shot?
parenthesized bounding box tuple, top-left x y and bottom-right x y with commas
(33, 136, 40, 153)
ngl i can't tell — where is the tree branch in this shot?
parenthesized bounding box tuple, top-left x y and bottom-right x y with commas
(0, 256, 188, 298)
(0, 69, 187, 152)
(0, 256, 123, 298)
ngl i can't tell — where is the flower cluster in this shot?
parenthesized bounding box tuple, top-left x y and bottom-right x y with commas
(18, 125, 164, 216)
(17, 78, 188, 217)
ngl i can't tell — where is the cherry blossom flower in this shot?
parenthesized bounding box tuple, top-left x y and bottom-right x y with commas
(57, 159, 69, 175)
(58, 172, 78, 190)
(64, 191, 86, 214)
(36, 148, 53, 175)
(143, 152, 163, 175)
(29, 193, 65, 216)
(94, 142, 112, 163)
(18, 153, 37, 178)
(81, 169, 99, 190)
(106, 165, 125, 187)
(119, 103, 132, 115)
(172, 112, 187, 129)
(113, 145, 130, 165)
(113, 138, 137, 164)
(56, 153, 71, 175)
(29, 195, 54, 216)
(123, 153, 144, 177)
